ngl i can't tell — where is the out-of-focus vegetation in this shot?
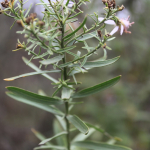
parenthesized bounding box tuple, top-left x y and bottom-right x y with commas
(0, 0, 150, 150)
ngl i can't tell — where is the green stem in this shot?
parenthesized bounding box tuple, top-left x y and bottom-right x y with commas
(61, 22, 70, 150)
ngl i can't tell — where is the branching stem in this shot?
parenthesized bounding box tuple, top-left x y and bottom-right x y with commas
(61, 21, 70, 150)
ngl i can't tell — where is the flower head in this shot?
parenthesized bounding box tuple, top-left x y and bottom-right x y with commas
(98, 16, 134, 35)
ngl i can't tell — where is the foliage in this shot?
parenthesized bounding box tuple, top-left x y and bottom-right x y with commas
(1, 0, 134, 150)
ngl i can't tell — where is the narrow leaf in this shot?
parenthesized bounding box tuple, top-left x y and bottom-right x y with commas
(39, 131, 67, 145)
(6, 91, 64, 116)
(67, 30, 97, 46)
(72, 76, 121, 98)
(40, 55, 64, 65)
(72, 128, 95, 142)
(6, 86, 63, 105)
(31, 129, 52, 146)
(70, 56, 119, 69)
(22, 57, 58, 83)
(64, 17, 87, 39)
(4, 70, 60, 81)
(72, 141, 132, 150)
(67, 115, 89, 135)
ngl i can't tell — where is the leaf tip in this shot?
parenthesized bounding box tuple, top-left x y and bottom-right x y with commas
(85, 129, 89, 135)
(4, 78, 14, 81)
(31, 128, 37, 134)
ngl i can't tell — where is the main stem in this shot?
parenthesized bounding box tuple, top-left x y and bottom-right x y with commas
(61, 22, 70, 150)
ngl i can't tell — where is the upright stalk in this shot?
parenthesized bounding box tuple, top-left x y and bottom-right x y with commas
(61, 22, 70, 150)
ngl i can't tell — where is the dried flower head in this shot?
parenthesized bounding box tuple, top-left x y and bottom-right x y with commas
(16, 20, 24, 27)
(16, 43, 23, 49)
(38, 21, 45, 27)
(97, 30, 102, 39)
(25, 13, 37, 25)
(1, 0, 9, 8)
(102, 0, 116, 9)
(0, 7, 2, 14)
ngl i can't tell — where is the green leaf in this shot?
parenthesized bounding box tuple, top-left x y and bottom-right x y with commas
(64, 17, 87, 40)
(6, 87, 64, 116)
(85, 123, 105, 134)
(6, 86, 63, 105)
(72, 141, 132, 150)
(53, 119, 67, 147)
(4, 70, 61, 81)
(56, 116, 66, 130)
(107, 37, 116, 41)
(84, 56, 119, 68)
(72, 128, 95, 142)
(61, 87, 73, 100)
(39, 0, 57, 19)
(66, 18, 78, 23)
(39, 131, 67, 145)
(34, 145, 66, 150)
(71, 128, 95, 150)
(67, 30, 97, 46)
(59, 61, 72, 68)
(40, 55, 64, 65)
(70, 56, 119, 69)
(6, 90, 64, 116)
(22, 57, 58, 83)
(72, 76, 121, 98)
(57, 46, 76, 53)
(33, 52, 49, 59)
(67, 115, 89, 135)
(31, 129, 52, 146)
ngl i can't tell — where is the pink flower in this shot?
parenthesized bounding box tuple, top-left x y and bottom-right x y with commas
(98, 16, 134, 35)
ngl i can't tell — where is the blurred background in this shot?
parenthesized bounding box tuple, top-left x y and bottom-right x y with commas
(0, 0, 150, 150)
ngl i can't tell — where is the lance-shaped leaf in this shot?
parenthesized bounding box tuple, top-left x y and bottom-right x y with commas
(72, 76, 121, 98)
(71, 128, 95, 150)
(64, 16, 87, 40)
(69, 56, 119, 69)
(39, 131, 67, 145)
(40, 55, 64, 65)
(6, 87, 64, 116)
(22, 57, 58, 83)
(67, 115, 89, 135)
(68, 56, 119, 76)
(6, 86, 63, 105)
(67, 30, 97, 46)
(4, 70, 61, 81)
(72, 141, 132, 150)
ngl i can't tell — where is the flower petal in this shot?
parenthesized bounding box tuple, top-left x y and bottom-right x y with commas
(104, 20, 116, 25)
(98, 17, 105, 22)
(68, 2, 74, 7)
(120, 25, 124, 35)
(110, 26, 119, 35)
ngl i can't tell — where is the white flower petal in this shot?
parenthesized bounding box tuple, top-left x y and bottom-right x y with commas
(104, 20, 116, 25)
(120, 25, 124, 35)
(98, 17, 105, 22)
(110, 26, 119, 35)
